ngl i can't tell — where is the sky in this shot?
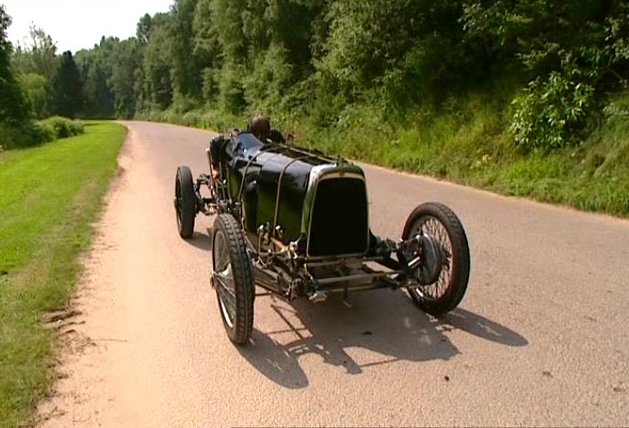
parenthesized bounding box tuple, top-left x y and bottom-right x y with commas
(2, 0, 173, 53)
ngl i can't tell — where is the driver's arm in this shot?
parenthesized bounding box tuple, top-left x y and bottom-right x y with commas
(268, 128, 286, 144)
(209, 135, 225, 178)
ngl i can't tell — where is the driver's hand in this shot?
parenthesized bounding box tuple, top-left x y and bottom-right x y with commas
(211, 168, 220, 180)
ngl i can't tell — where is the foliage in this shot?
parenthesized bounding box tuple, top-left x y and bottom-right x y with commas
(76, 41, 115, 119)
(11, 25, 59, 80)
(463, 1, 629, 151)
(106, 0, 629, 172)
(217, 60, 246, 113)
(0, 6, 29, 125)
(39, 116, 84, 139)
(109, 39, 142, 118)
(141, 14, 174, 110)
(18, 72, 49, 118)
(0, 121, 47, 149)
(11, 25, 61, 118)
(169, 0, 202, 100)
(0, 116, 83, 149)
(510, 69, 595, 151)
(136, 13, 153, 45)
(51, 51, 83, 118)
(243, 43, 293, 112)
(5, 0, 629, 153)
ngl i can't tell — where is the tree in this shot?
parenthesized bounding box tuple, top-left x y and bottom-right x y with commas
(110, 39, 141, 118)
(193, 0, 223, 103)
(19, 73, 48, 118)
(26, 26, 58, 79)
(11, 26, 60, 118)
(75, 37, 119, 118)
(137, 14, 153, 45)
(319, 0, 467, 103)
(0, 5, 29, 124)
(169, 0, 202, 101)
(51, 51, 83, 118)
(140, 14, 174, 110)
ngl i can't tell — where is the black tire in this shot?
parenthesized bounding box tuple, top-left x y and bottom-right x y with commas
(175, 166, 196, 239)
(211, 214, 255, 345)
(401, 202, 470, 316)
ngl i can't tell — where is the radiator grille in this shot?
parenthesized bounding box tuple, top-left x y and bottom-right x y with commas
(308, 177, 368, 257)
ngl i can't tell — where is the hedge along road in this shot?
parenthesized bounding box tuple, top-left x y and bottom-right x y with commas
(38, 121, 628, 427)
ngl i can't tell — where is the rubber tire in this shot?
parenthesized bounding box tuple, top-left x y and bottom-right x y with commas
(175, 166, 196, 239)
(211, 214, 255, 345)
(402, 202, 470, 316)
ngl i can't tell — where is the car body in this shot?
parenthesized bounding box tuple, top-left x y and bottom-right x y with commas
(174, 130, 471, 345)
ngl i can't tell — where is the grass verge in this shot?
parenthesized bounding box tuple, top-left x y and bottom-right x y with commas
(0, 122, 127, 426)
(138, 90, 629, 218)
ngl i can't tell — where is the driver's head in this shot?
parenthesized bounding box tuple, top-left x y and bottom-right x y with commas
(248, 114, 271, 141)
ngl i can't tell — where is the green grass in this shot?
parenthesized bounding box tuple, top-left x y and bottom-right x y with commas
(293, 95, 629, 218)
(0, 122, 126, 427)
(139, 90, 629, 218)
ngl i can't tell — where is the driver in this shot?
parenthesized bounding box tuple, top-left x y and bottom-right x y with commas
(248, 114, 286, 144)
(209, 114, 285, 179)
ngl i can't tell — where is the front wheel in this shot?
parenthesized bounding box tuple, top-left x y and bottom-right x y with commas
(211, 214, 254, 345)
(401, 202, 470, 316)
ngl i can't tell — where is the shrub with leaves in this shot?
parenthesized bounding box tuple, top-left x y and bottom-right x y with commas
(0, 121, 53, 149)
(39, 116, 84, 139)
(460, 1, 629, 151)
(510, 61, 595, 151)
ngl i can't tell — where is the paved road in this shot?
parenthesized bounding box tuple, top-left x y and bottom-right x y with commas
(39, 121, 629, 427)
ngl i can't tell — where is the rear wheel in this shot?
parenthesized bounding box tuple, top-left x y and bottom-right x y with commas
(175, 166, 196, 239)
(401, 202, 470, 316)
(211, 214, 254, 345)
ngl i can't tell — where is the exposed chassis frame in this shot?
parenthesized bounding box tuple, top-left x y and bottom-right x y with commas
(192, 145, 441, 305)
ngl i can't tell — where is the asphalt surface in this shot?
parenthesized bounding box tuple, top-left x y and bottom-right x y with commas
(39, 121, 629, 427)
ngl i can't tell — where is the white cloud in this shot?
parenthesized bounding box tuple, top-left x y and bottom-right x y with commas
(2, 0, 173, 53)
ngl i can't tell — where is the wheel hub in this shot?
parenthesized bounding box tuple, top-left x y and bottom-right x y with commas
(417, 234, 444, 284)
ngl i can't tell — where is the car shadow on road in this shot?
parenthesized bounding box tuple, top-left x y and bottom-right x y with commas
(439, 308, 528, 347)
(237, 290, 527, 389)
(182, 230, 213, 251)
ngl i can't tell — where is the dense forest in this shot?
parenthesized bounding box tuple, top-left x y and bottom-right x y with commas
(2, 1, 629, 212)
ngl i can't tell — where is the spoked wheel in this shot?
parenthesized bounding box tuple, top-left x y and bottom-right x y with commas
(400, 202, 470, 316)
(211, 214, 254, 345)
(174, 166, 196, 239)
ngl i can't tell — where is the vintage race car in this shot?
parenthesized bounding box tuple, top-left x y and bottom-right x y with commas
(174, 130, 471, 345)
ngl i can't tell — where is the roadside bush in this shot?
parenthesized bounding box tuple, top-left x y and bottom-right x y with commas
(39, 116, 84, 139)
(510, 70, 595, 152)
(137, 108, 241, 134)
(0, 117, 84, 150)
(68, 120, 84, 136)
(0, 121, 52, 149)
(31, 121, 56, 143)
